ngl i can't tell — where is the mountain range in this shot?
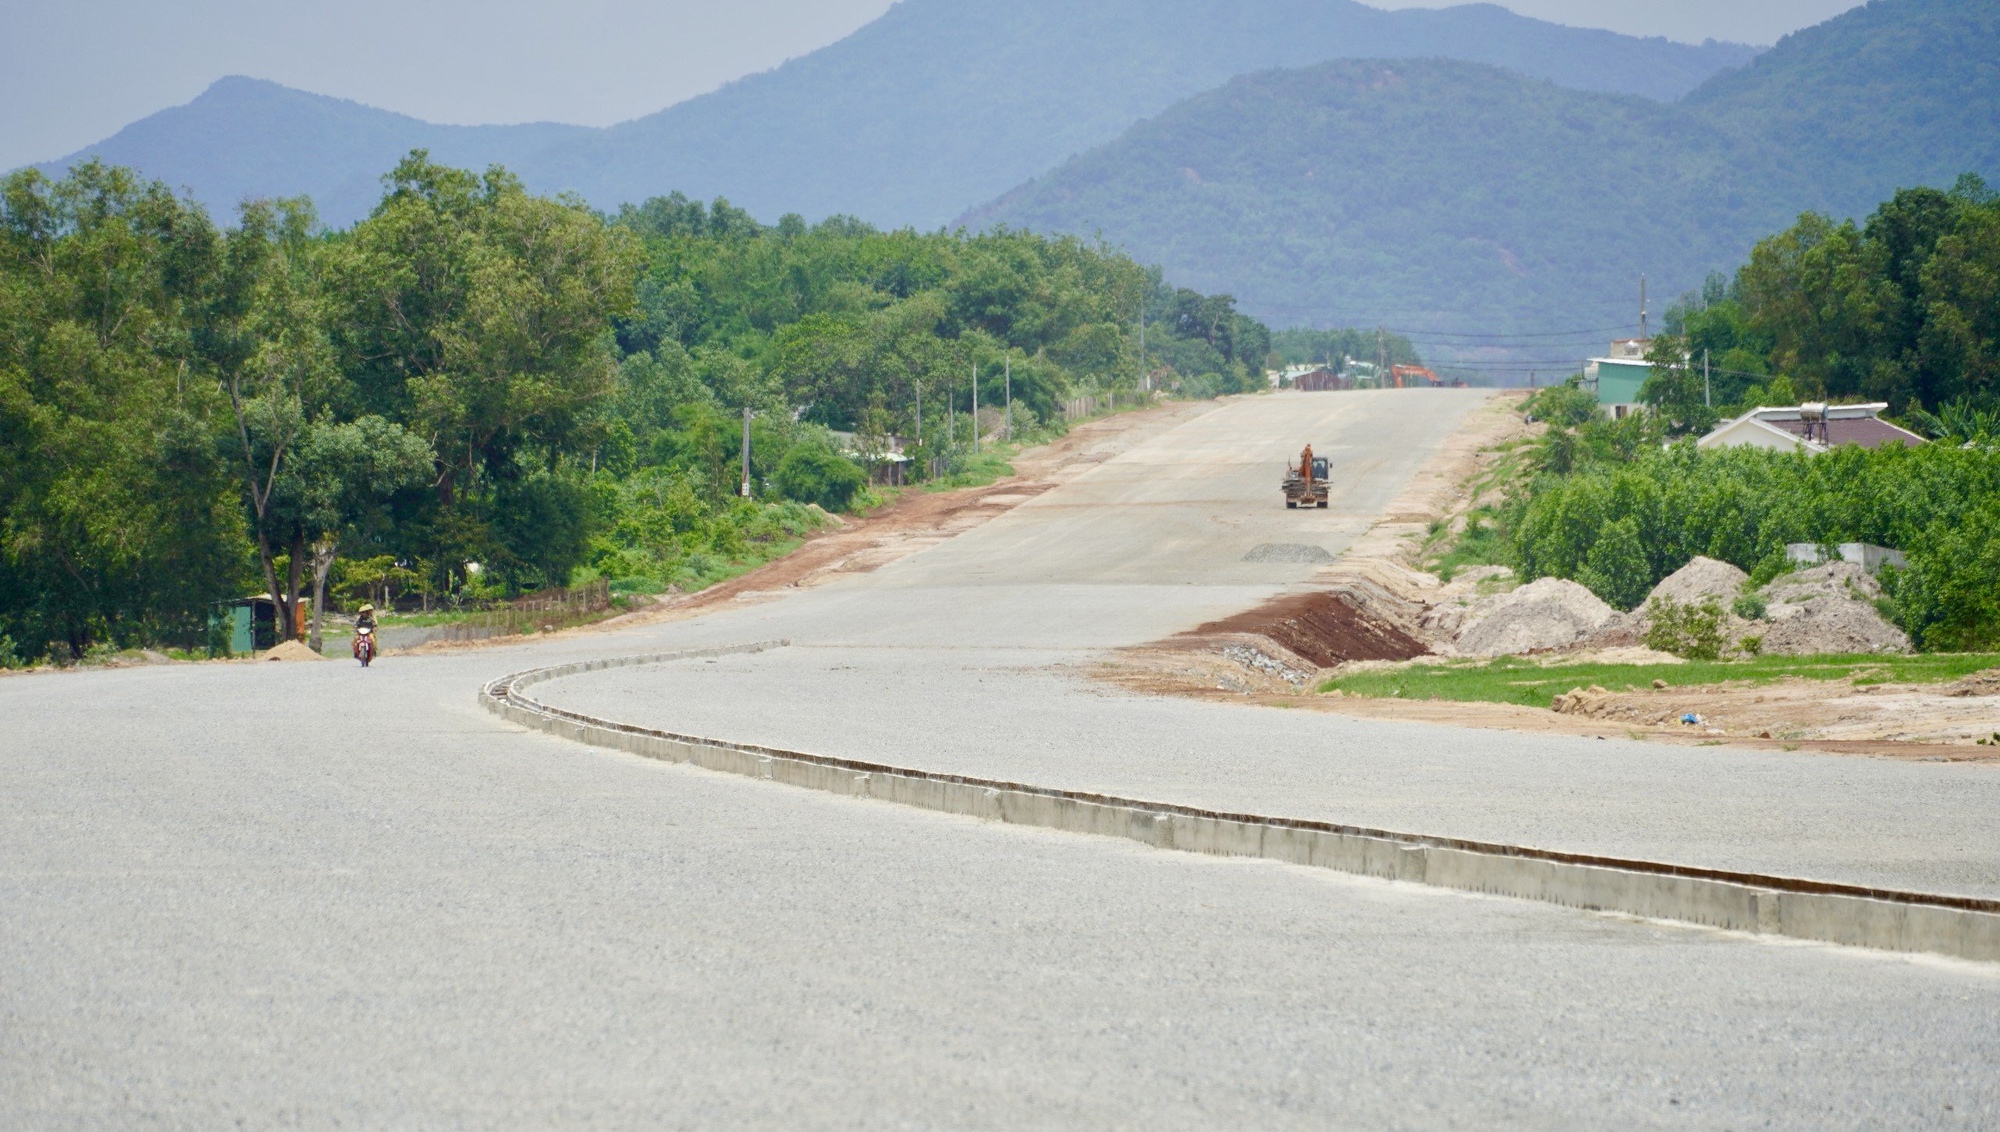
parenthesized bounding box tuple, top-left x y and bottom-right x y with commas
(31, 0, 1758, 229)
(966, 0, 1999, 357)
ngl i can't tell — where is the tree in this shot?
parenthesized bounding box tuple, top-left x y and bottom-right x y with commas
(208, 197, 346, 643)
(328, 151, 640, 593)
(0, 163, 247, 661)
(281, 417, 433, 650)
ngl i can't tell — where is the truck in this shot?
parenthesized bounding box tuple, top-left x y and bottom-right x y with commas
(1282, 445, 1330, 509)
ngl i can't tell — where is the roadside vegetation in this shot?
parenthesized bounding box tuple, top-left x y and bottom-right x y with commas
(1418, 179, 2000, 655)
(0, 154, 1299, 665)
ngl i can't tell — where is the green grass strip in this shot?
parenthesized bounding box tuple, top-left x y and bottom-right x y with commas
(1319, 652, 2000, 709)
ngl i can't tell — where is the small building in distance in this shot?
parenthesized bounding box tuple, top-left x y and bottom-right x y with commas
(1696, 403, 1927, 454)
(1584, 338, 1651, 418)
(1293, 365, 1346, 392)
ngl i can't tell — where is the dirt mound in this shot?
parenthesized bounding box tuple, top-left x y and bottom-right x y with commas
(1754, 562, 1908, 655)
(1948, 668, 2000, 697)
(1766, 561, 1881, 605)
(1452, 577, 1615, 657)
(1756, 599, 1910, 655)
(262, 640, 326, 662)
(1648, 557, 1748, 607)
(1243, 542, 1334, 564)
(1184, 590, 1428, 668)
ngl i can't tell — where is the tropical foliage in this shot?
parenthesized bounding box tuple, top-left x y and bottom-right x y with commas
(0, 156, 1266, 664)
(1649, 176, 2000, 430)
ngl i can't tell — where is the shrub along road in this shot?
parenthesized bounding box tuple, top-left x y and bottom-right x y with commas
(3, 390, 1996, 1126)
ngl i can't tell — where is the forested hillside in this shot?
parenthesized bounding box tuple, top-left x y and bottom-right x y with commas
(966, 0, 1995, 360)
(0, 158, 1263, 666)
(33, 0, 1756, 228)
(1682, 0, 2000, 221)
(967, 58, 1811, 344)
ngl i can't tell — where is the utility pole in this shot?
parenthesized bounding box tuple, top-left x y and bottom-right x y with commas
(1704, 348, 1712, 408)
(1004, 355, 1012, 443)
(739, 406, 753, 498)
(1376, 326, 1387, 388)
(1639, 275, 1649, 341)
(1137, 300, 1147, 394)
(971, 361, 980, 453)
(913, 381, 921, 464)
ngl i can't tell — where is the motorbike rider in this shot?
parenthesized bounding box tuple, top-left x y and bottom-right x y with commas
(354, 604, 379, 659)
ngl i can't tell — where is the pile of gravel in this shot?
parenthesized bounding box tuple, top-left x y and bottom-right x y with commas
(1453, 577, 1615, 657)
(1755, 562, 1909, 655)
(1243, 543, 1335, 564)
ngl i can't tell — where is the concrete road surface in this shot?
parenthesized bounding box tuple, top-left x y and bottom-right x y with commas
(4, 390, 1997, 1127)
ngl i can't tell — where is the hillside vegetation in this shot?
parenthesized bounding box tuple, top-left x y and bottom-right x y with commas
(0, 157, 1262, 666)
(35, 0, 1756, 228)
(968, 0, 1996, 350)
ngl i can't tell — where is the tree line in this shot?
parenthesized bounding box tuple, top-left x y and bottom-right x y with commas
(0, 153, 1274, 664)
(1641, 174, 1999, 434)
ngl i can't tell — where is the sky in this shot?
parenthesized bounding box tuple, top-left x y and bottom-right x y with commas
(1, 0, 1864, 173)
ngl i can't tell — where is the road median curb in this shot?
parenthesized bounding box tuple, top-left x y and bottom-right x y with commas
(483, 645, 2000, 964)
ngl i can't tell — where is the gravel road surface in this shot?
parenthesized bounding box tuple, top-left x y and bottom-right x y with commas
(5, 390, 1997, 1127)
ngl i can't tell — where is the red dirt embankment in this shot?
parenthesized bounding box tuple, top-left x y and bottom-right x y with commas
(1176, 592, 1427, 669)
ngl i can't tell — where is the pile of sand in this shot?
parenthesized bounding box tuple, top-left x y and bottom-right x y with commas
(1420, 566, 1515, 640)
(261, 640, 326, 662)
(1648, 557, 1749, 607)
(1452, 577, 1615, 657)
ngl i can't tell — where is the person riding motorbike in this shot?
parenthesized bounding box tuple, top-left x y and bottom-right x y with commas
(353, 604, 379, 665)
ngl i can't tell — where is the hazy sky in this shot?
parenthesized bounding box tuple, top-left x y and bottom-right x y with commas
(2, 0, 1863, 172)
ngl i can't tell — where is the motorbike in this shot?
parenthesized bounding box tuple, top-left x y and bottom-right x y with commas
(353, 624, 376, 667)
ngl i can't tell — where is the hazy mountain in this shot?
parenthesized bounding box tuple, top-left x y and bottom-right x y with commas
(35, 77, 588, 226)
(519, 0, 1759, 227)
(30, 0, 1757, 228)
(963, 0, 1994, 353)
(1681, 0, 2000, 219)
(966, 60, 1809, 339)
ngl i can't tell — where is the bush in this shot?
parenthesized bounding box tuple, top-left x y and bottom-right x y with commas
(1646, 596, 1727, 660)
(775, 446, 866, 512)
(1576, 516, 1650, 611)
(1732, 593, 1767, 620)
(1524, 383, 1600, 427)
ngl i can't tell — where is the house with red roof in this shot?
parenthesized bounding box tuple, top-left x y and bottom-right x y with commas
(1695, 403, 1926, 454)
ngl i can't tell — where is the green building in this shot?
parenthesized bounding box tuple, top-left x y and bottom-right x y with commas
(1586, 339, 1652, 418)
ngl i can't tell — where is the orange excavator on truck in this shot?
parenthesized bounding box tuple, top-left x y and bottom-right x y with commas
(1282, 445, 1330, 509)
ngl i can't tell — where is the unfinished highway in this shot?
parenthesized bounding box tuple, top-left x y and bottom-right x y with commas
(4, 390, 1996, 1127)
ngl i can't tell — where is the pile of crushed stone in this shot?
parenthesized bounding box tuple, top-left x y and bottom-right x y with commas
(1452, 577, 1614, 656)
(262, 640, 326, 662)
(1756, 562, 1909, 655)
(1242, 542, 1335, 564)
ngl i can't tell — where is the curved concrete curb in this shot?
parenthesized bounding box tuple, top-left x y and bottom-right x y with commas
(483, 646, 2000, 964)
